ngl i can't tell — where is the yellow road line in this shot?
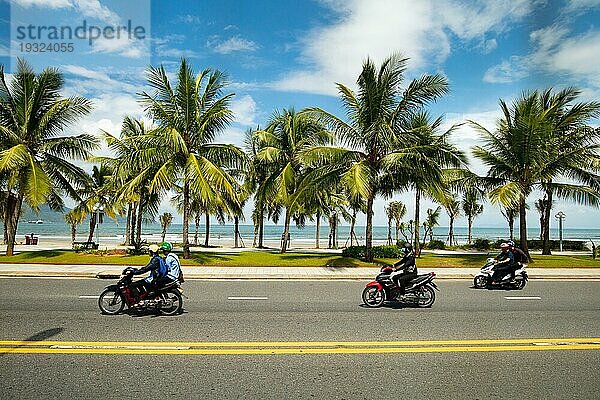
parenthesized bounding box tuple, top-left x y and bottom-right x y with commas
(1, 344, 600, 355)
(1, 338, 599, 347)
(0, 338, 599, 355)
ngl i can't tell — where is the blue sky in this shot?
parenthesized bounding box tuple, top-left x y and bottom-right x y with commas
(1, 0, 599, 230)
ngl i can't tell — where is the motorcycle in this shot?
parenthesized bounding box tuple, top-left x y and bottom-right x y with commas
(362, 266, 438, 308)
(98, 267, 184, 315)
(473, 258, 528, 290)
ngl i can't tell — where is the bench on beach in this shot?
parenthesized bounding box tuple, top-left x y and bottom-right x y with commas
(73, 241, 99, 250)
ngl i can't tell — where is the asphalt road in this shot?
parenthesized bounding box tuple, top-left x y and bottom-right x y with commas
(1, 278, 599, 399)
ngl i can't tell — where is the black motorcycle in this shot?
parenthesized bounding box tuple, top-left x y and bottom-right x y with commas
(98, 267, 183, 315)
(362, 266, 438, 308)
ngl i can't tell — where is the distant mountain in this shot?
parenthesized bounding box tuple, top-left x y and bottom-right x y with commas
(20, 204, 71, 224)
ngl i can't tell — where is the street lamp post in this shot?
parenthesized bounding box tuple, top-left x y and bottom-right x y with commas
(555, 211, 565, 252)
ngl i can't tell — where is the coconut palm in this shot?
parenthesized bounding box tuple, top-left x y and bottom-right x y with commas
(138, 58, 247, 258)
(64, 209, 86, 245)
(0, 59, 97, 256)
(159, 212, 173, 242)
(253, 108, 331, 253)
(462, 190, 484, 245)
(501, 205, 518, 241)
(470, 88, 600, 258)
(421, 206, 442, 251)
(442, 196, 460, 246)
(536, 88, 600, 254)
(303, 53, 452, 261)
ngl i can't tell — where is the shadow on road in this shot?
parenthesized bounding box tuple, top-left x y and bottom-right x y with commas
(0, 327, 64, 357)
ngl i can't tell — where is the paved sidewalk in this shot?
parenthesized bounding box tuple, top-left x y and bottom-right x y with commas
(0, 263, 599, 280)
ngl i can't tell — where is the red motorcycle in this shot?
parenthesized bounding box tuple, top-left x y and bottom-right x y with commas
(362, 266, 438, 308)
(98, 267, 183, 315)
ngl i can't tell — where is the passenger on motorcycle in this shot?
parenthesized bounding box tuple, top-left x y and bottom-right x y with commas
(491, 243, 514, 283)
(131, 244, 168, 296)
(160, 241, 181, 283)
(507, 240, 526, 281)
(389, 243, 417, 297)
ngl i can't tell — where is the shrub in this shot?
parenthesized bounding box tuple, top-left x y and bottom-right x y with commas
(342, 245, 405, 259)
(425, 239, 445, 250)
(493, 239, 586, 251)
(472, 238, 492, 250)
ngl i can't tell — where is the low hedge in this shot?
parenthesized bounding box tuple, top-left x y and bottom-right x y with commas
(492, 239, 587, 251)
(342, 245, 405, 259)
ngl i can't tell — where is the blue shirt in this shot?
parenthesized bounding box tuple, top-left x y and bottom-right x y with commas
(165, 253, 181, 281)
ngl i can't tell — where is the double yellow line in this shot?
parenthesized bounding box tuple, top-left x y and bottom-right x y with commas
(1, 338, 599, 355)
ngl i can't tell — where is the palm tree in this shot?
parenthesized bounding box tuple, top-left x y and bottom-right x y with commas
(0, 59, 97, 256)
(400, 112, 467, 255)
(536, 88, 600, 254)
(470, 88, 600, 259)
(385, 201, 406, 245)
(253, 108, 331, 253)
(462, 190, 484, 244)
(534, 198, 548, 240)
(385, 203, 394, 245)
(442, 196, 460, 246)
(500, 205, 518, 241)
(303, 53, 451, 261)
(421, 206, 442, 252)
(64, 209, 86, 245)
(159, 212, 173, 242)
(138, 58, 246, 258)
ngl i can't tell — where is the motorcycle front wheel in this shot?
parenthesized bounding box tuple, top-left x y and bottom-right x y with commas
(416, 285, 435, 308)
(362, 286, 385, 308)
(159, 289, 183, 316)
(98, 289, 124, 315)
(473, 275, 487, 288)
(513, 275, 527, 290)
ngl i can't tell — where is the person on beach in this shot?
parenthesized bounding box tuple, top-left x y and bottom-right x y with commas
(160, 241, 182, 283)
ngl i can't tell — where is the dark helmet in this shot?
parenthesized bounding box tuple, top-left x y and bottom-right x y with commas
(507, 240, 515, 248)
(402, 243, 413, 254)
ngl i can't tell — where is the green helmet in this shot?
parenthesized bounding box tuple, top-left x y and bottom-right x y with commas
(159, 241, 172, 252)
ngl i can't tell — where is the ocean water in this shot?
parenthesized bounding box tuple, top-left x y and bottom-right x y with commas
(8, 219, 600, 246)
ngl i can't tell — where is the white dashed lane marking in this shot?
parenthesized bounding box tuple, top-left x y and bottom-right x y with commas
(227, 296, 269, 300)
(505, 296, 541, 300)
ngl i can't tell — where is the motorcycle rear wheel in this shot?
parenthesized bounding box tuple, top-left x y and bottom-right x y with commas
(514, 276, 527, 290)
(159, 289, 183, 316)
(98, 289, 124, 315)
(474, 275, 487, 288)
(362, 286, 385, 308)
(416, 285, 435, 308)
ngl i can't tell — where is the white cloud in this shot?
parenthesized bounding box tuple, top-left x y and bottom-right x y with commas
(11, 0, 71, 8)
(271, 0, 536, 95)
(230, 95, 258, 127)
(72, 0, 119, 24)
(484, 24, 600, 87)
(211, 36, 258, 54)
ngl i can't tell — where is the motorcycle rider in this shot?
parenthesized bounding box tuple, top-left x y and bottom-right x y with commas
(491, 242, 514, 283)
(508, 240, 527, 282)
(389, 243, 417, 297)
(159, 241, 181, 283)
(131, 244, 168, 297)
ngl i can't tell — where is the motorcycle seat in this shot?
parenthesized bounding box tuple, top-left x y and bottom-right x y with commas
(408, 275, 429, 285)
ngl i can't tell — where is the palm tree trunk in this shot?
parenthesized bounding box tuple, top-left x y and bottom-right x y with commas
(447, 216, 454, 246)
(281, 207, 291, 253)
(87, 213, 97, 243)
(5, 192, 24, 257)
(130, 202, 137, 245)
(519, 197, 531, 261)
(468, 216, 473, 244)
(194, 211, 200, 245)
(387, 217, 392, 245)
(204, 213, 210, 247)
(365, 193, 374, 262)
(258, 208, 264, 248)
(182, 182, 190, 258)
(234, 216, 240, 248)
(315, 210, 321, 249)
(71, 223, 76, 244)
(542, 187, 553, 255)
(331, 213, 338, 249)
(350, 209, 357, 247)
(135, 200, 143, 245)
(125, 204, 132, 246)
(414, 189, 421, 257)
(508, 214, 514, 241)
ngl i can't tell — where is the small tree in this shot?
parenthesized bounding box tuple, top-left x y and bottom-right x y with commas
(462, 191, 483, 245)
(159, 212, 173, 242)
